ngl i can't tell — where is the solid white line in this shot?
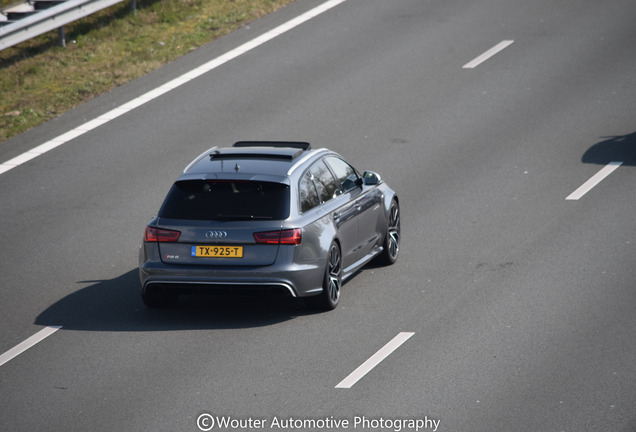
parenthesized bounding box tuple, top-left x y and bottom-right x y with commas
(463, 40, 514, 69)
(335, 332, 414, 389)
(0, 0, 348, 176)
(566, 161, 623, 200)
(0, 326, 62, 367)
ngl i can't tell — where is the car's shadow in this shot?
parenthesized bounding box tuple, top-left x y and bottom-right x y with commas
(35, 269, 320, 332)
(582, 131, 636, 165)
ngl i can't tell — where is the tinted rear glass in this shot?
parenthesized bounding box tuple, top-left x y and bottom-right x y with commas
(159, 180, 290, 220)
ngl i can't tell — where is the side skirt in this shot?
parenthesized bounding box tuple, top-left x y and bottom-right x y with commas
(342, 246, 384, 281)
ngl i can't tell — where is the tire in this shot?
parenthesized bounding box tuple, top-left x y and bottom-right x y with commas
(141, 290, 178, 308)
(307, 241, 342, 311)
(377, 199, 400, 265)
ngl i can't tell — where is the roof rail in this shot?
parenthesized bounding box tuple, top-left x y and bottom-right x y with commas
(233, 141, 311, 151)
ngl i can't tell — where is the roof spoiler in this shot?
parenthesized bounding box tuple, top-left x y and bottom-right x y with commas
(233, 141, 311, 151)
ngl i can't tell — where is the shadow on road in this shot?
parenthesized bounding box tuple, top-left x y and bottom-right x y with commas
(582, 131, 636, 165)
(35, 269, 316, 332)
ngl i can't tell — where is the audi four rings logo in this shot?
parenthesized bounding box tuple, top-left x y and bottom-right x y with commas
(205, 231, 228, 239)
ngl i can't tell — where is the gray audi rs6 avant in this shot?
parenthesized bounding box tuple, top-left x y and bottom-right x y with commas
(139, 142, 400, 310)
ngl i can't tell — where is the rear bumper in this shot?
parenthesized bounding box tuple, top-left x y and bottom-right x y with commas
(143, 280, 296, 298)
(139, 262, 324, 298)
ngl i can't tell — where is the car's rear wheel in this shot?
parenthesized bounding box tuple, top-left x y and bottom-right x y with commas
(377, 199, 400, 265)
(141, 290, 178, 308)
(308, 241, 342, 310)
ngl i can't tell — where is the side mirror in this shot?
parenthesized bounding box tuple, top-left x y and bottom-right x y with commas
(362, 171, 381, 186)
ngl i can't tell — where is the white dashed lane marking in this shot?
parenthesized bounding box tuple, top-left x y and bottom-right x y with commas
(463, 40, 514, 69)
(336, 332, 414, 389)
(566, 162, 623, 200)
(0, 326, 62, 367)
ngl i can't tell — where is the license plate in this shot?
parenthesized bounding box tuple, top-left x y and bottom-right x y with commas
(191, 245, 243, 258)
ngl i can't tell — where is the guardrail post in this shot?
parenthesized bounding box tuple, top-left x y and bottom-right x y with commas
(57, 27, 65, 47)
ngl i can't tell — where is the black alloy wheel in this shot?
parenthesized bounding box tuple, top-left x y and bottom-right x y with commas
(378, 199, 400, 265)
(308, 241, 342, 310)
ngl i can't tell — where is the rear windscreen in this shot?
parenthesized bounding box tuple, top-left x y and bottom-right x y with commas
(159, 180, 290, 220)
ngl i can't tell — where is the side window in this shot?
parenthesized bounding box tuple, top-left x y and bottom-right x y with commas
(298, 161, 340, 213)
(325, 157, 360, 193)
(299, 172, 320, 213)
(311, 161, 339, 203)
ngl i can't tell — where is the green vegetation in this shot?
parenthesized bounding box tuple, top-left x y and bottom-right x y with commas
(0, 0, 294, 142)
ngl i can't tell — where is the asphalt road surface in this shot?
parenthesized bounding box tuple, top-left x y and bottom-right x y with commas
(1, 0, 635, 431)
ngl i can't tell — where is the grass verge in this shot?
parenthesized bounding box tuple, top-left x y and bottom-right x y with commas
(0, 0, 295, 143)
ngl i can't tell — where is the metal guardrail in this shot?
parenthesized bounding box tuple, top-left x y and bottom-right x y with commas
(0, 0, 132, 51)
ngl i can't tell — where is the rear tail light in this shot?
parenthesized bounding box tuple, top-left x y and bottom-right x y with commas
(254, 228, 302, 245)
(145, 226, 181, 242)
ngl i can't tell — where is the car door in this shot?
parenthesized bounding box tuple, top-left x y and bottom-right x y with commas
(303, 160, 360, 270)
(324, 156, 381, 263)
